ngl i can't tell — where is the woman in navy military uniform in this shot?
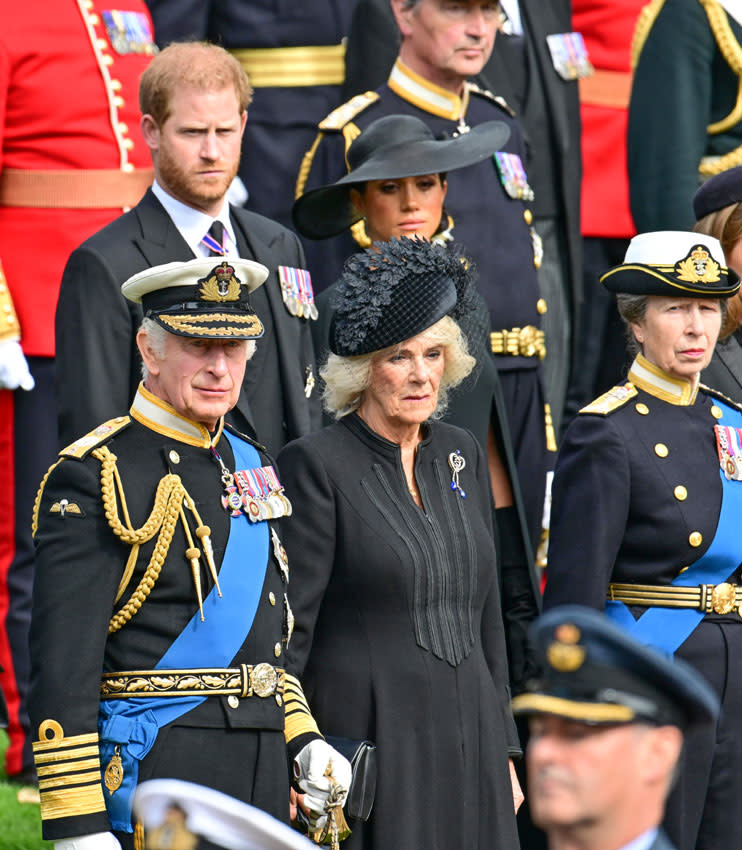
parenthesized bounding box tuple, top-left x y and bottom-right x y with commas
(543, 231, 742, 850)
(278, 238, 522, 850)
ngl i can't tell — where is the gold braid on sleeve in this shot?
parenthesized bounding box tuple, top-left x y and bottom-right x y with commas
(700, 0, 742, 137)
(92, 446, 216, 634)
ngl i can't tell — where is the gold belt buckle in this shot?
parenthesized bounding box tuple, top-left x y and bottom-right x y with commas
(249, 663, 278, 698)
(710, 582, 737, 615)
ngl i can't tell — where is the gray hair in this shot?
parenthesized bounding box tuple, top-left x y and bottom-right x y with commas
(321, 315, 475, 419)
(138, 316, 256, 379)
(615, 293, 727, 357)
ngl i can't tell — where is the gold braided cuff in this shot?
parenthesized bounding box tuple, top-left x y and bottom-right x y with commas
(490, 326, 546, 359)
(32, 720, 106, 821)
(283, 673, 321, 743)
(230, 44, 346, 87)
(608, 581, 742, 616)
(0, 262, 20, 342)
(101, 664, 285, 699)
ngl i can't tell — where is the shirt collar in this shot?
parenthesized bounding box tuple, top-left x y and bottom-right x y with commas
(627, 354, 699, 406)
(130, 382, 225, 448)
(151, 180, 237, 257)
(388, 58, 469, 121)
(620, 828, 659, 850)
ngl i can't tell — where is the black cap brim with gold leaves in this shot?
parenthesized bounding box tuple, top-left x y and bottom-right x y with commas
(122, 258, 269, 340)
(600, 231, 740, 298)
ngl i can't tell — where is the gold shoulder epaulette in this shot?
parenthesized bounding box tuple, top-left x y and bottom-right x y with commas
(467, 82, 515, 116)
(318, 91, 379, 131)
(700, 383, 742, 412)
(580, 384, 638, 416)
(60, 416, 131, 460)
(631, 0, 668, 69)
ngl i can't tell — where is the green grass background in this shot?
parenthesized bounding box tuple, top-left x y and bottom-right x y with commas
(0, 731, 50, 850)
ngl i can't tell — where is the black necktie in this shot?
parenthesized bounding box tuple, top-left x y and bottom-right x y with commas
(203, 220, 225, 256)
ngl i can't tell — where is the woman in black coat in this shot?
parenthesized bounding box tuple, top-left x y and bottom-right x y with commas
(292, 114, 541, 694)
(278, 238, 522, 850)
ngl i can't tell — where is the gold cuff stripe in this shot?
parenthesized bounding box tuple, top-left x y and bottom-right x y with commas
(33, 731, 99, 753)
(511, 693, 635, 723)
(34, 744, 100, 764)
(230, 43, 346, 88)
(39, 784, 107, 821)
(38, 757, 101, 777)
(284, 691, 311, 713)
(284, 711, 321, 743)
(39, 771, 102, 791)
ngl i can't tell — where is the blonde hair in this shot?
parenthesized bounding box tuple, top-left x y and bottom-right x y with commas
(322, 315, 475, 419)
(139, 42, 253, 126)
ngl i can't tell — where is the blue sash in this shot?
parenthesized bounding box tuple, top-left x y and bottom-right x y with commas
(606, 397, 742, 656)
(99, 431, 269, 831)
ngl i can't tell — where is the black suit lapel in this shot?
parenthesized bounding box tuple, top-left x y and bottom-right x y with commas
(133, 189, 196, 266)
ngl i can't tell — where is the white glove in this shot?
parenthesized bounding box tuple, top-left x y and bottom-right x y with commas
(294, 739, 353, 829)
(0, 339, 34, 390)
(54, 832, 122, 850)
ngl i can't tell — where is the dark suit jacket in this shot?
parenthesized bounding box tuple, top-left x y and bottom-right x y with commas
(342, 0, 582, 320)
(56, 189, 321, 454)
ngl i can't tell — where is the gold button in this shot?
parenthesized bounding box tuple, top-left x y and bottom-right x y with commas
(96, 38, 108, 49)
(654, 443, 668, 458)
(169, 450, 180, 464)
(674, 485, 688, 501)
(523, 209, 533, 225)
(122, 162, 135, 173)
(536, 298, 547, 315)
(123, 139, 134, 150)
(274, 642, 281, 658)
(268, 592, 276, 606)
(635, 403, 649, 415)
(102, 54, 114, 66)
(88, 13, 100, 24)
(118, 122, 128, 133)
(689, 532, 703, 547)
(110, 79, 122, 91)
(7, 316, 14, 324)
(711, 405, 723, 420)
(114, 96, 125, 108)
(227, 695, 239, 709)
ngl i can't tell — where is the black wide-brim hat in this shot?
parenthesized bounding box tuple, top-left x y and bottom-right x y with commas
(292, 114, 510, 240)
(600, 231, 740, 298)
(122, 258, 269, 340)
(511, 606, 719, 730)
(694, 165, 742, 220)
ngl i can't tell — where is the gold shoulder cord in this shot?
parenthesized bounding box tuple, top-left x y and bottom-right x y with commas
(92, 446, 219, 633)
(701, 0, 742, 143)
(631, 0, 668, 70)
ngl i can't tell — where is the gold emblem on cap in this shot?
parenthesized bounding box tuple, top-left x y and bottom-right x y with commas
(711, 405, 723, 419)
(547, 641, 586, 672)
(199, 262, 241, 302)
(675, 245, 721, 283)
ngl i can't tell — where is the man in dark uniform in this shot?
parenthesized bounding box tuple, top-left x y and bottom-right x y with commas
(142, 1, 360, 232)
(513, 605, 720, 850)
(296, 0, 552, 555)
(629, 0, 742, 232)
(56, 42, 321, 457)
(30, 258, 350, 850)
(341, 0, 585, 435)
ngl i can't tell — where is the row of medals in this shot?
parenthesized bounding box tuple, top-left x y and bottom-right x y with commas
(222, 474, 293, 522)
(284, 292, 319, 321)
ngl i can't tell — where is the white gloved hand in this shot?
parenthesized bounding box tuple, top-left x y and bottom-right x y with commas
(0, 339, 34, 390)
(54, 831, 122, 850)
(294, 739, 353, 829)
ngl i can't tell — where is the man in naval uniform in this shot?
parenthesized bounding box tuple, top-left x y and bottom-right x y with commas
(295, 0, 552, 559)
(29, 258, 351, 850)
(513, 606, 720, 850)
(56, 41, 321, 457)
(629, 0, 742, 232)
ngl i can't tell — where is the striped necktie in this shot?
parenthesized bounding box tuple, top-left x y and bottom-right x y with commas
(202, 220, 225, 256)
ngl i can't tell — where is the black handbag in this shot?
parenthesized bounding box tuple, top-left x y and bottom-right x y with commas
(324, 736, 377, 822)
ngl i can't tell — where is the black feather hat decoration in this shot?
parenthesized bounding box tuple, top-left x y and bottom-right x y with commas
(329, 236, 477, 356)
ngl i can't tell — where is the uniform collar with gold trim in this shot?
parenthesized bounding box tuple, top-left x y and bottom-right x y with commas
(627, 354, 699, 406)
(130, 383, 225, 448)
(388, 58, 469, 122)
